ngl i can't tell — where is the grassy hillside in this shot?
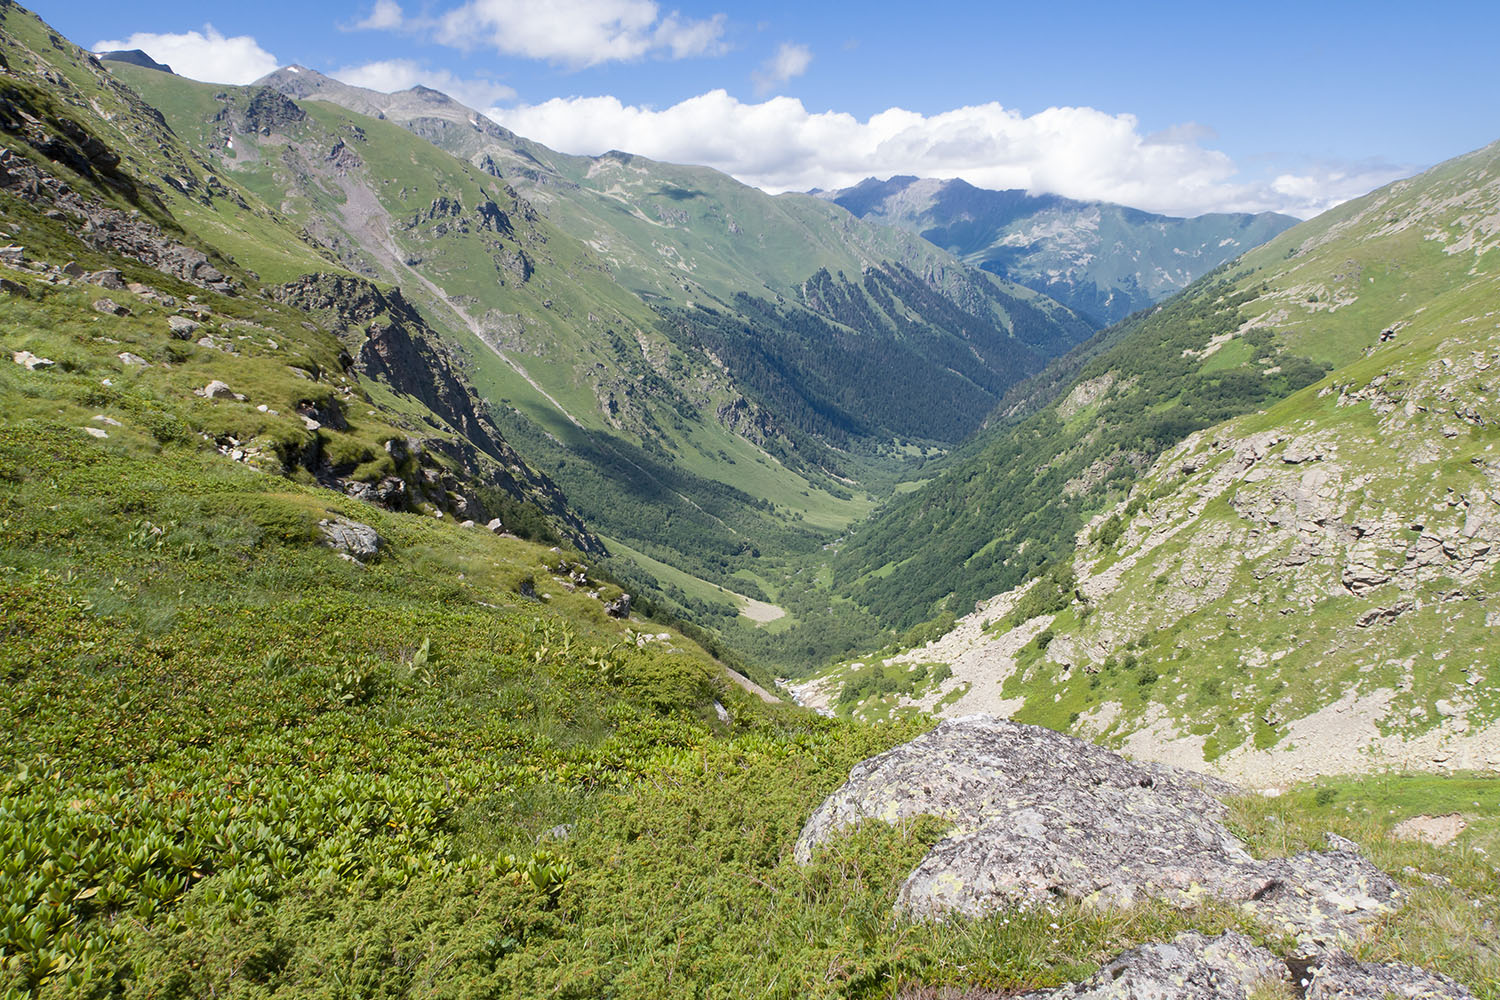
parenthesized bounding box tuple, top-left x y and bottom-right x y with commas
(3, 358, 1497, 996)
(834, 139, 1500, 632)
(2, 6, 1499, 998)
(805, 140, 1500, 781)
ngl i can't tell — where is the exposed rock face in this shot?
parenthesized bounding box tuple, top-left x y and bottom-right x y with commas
(797, 717, 1397, 948)
(991, 933, 1476, 1000)
(0, 145, 236, 292)
(1012, 932, 1287, 1000)
(271, 273, 601, 553)
(238, 88, 306, 136)
(1306, 951, 1475, 999)
(317, 516, 381, 561)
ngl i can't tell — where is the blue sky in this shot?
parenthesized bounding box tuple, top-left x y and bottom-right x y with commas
(32, 0, 1500, 217)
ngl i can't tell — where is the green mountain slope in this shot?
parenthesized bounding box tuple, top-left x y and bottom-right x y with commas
(243, 67, 1093, 443)
(822, 175, 1296, 325)
(0, 6, 597, 551)
(4, 7, 1500, 999)
(104, 60, 1092, 652)
(805, 139, 1500, 779)
(832, 141, 1500, 631)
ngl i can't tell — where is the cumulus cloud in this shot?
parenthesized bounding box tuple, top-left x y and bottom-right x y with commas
(752, 42, 811, 95)
(488, 91, 1413, 217)
(333, 59, 516, 108)
(352, 0, 406, 30)
(1265, 159, 1414, 217)
(433, 0, 726, 67)
(92, 26, 279, 85)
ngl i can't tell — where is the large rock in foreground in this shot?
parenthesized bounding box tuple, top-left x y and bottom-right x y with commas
(1014, 932, 1287, 1000)
(996, 932, 1473, 1000)
(796, 716, 1398, 948)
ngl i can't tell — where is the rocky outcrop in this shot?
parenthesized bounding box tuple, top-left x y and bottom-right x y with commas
(237, 88, 306, 136)
(1011, 932, 1288, 1000)
(317, 516, 381, 561)
(271, 273, 600, 552)
(0, 146, 236, 292)
(989, 932, 1475, 1000)
(1305, 951, 1475, 999)
(272, 273, 495, 445)
(814, 719, 1477, 997)
(798, 717, 1397, 949)
(0, 88, 124, 188)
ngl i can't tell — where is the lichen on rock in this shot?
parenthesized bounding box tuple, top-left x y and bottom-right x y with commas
(797, 716, 1398, 948)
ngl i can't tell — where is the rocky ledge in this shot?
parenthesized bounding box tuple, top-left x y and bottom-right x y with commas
(981, 931, 1471, 1000)
(800, 716, 1473, 998)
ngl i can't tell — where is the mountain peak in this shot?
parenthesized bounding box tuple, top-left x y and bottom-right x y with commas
(97, 49, 174, 75)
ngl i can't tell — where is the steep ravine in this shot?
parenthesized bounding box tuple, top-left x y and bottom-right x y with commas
(806, 311, 1500, 784)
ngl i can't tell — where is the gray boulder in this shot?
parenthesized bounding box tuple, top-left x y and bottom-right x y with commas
(85, 269, 125, 289)
(796, 716, 1398, 948)
(167, 315, 200, 339)
(317, 516, 382, 561)
(1014, 932, 1286, 1000)
(1307, 951, 1475, 999)
(195, 380, 237, 400)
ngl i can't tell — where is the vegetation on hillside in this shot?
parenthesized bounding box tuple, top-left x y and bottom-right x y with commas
(834, 275, 1330, 628)
(1, 6, 1498, 999)
(4, 391, 1495, 999)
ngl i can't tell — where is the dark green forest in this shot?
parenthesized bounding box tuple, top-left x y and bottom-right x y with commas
(833, 277, 1331, 628)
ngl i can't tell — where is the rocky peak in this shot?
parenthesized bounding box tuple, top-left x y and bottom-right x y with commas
(97, 49, 174, 75)
(241, 87, 305, 135)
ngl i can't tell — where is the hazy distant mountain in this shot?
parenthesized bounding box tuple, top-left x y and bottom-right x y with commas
(820, 175, 1296, 325)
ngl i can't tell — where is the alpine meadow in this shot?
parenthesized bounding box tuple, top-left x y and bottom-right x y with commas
(3, 2, 1499, 997)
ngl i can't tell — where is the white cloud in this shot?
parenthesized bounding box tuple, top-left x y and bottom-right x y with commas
(752, 42, 811, 95)
(1266, 160, 1413, 217)
(489, 91, 1413, 218)
(433, 0, 725, 67)
(92, 26, 279, 85)
(353, 0, 406, 30)
(333, 59, 516, 108)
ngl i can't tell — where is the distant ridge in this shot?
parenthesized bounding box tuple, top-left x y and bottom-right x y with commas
(820, 175, 1296, 326)
(97, 48, 173, 74)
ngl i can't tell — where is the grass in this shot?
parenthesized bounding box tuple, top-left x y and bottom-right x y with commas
(1228, 773, 1500, 992)
(2, 288, 1496, 1000)
(5, 13, 1499, 996)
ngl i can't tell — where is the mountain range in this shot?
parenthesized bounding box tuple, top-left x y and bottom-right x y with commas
(806, 137, 1500, 783)
(820, 174, 1297, 325)
(4, 1, 1499, 995)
